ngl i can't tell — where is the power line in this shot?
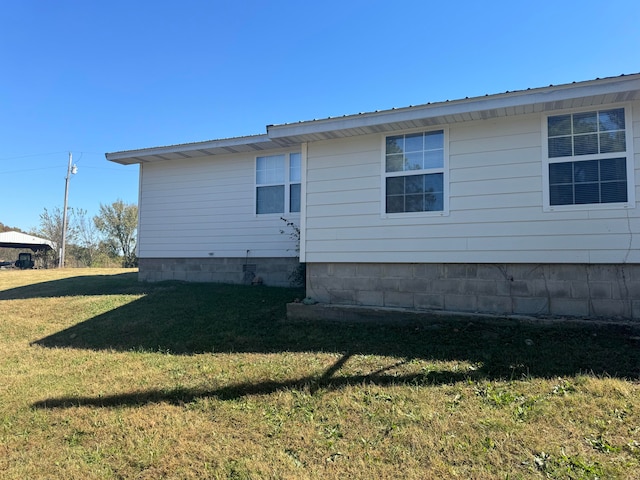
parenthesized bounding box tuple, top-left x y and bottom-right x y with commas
(0, 151, 68, 162)
(0, 166, 60, 175)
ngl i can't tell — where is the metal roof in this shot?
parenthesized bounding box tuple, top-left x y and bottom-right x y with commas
(267, 73, 640, 145)
(0, 231, 55, 251)
(106, 73, 640, 165)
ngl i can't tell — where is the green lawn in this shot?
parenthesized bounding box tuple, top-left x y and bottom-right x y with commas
(1, 268, 639, 479)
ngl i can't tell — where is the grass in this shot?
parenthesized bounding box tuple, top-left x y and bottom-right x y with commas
(1, 268, 639, 479)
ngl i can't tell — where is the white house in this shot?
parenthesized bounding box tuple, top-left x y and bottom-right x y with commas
(106, 74, 640, 319)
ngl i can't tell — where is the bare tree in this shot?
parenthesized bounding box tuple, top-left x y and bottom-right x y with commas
(37, 207, 80, 266)
(75, 208, 102, 266)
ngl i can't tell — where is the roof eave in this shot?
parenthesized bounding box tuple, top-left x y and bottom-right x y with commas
(105, 134, 289, 165)
(105, 74, 640, 164)
(267, 74, 640, 143)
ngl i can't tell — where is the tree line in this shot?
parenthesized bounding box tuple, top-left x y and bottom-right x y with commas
(0, 200, 137, 269)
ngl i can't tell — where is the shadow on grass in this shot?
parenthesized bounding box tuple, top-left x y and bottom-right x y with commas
(33, 353, 472, 409)
(24, 276, 640, 408)
(0, 272, 143, 299)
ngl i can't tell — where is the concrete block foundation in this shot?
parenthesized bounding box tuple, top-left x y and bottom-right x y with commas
(305, 263, 640, 320)
(138, 257, 301, 287)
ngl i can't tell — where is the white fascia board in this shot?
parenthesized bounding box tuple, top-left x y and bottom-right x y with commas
(105, 134, 274, 165)
(267, 75, 640, 139)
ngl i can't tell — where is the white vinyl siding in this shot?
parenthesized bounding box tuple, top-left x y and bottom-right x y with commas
(303, 105, 640, 264)
(138, 152, 298, 259)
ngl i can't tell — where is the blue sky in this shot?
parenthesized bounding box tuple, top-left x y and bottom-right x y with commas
(1, 0, 639, 233)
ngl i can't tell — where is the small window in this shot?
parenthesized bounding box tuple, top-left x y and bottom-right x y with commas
(543, 107, 634, 210)
(289, 183, 301, 213)
(384, 130, 447, 214)
(289, 153, 301, 213)
(256, 153, 301, 214)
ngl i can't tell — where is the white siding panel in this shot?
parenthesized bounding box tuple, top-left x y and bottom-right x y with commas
(306, 175, 378, 195)
(307, 218, 637, 241)
(305, 250, 591, 264)
(306, 203, 380, 218)
(450, 161, 540, 183)
(452, 147, 540, 169)
(141, 202, 250, 219)
(450, 132, 540, 156)
(467, 234, 635, 251)
(138, 154, 298, 259)
(305, 137, 383, 225)
(305, 205, 594, 229)
(307, 162, 379, 183)
(307, 188, 379, 206)
(590, 250, 640, 263)
(452, 176, 541, 197)
(305, 205, 636, 228)
(306, 134, 379, 158)
(310, 237, 471, 253)
(450, 193, 542, 211)
(449, 115, 539, 141)
(304, 105, 640, 264)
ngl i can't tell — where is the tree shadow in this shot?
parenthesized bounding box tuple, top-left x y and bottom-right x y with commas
(25, 278, 640, 409)
(32, 353, 470, 409)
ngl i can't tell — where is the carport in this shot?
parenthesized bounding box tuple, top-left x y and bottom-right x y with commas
(0, 231, 55, 268)
(0, 231, 55, 251)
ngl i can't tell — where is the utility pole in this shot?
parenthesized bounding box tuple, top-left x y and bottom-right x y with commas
(59, 152, 77, 268)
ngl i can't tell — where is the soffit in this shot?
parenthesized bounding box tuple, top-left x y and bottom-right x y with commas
(106, 135, 284, 165)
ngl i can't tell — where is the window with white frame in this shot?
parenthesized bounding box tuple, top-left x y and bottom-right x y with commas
(289, 152, 301, 213)
(256, 152, 301, 214)
(544, 107, 634, 209)
(384, 130, 446, 214)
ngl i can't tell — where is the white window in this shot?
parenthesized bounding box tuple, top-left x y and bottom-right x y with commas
(289, 152, 301, 213)
(384, 129, 447, 215)
(256, 152, 301, 214)
(543, 107, 635, 210)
